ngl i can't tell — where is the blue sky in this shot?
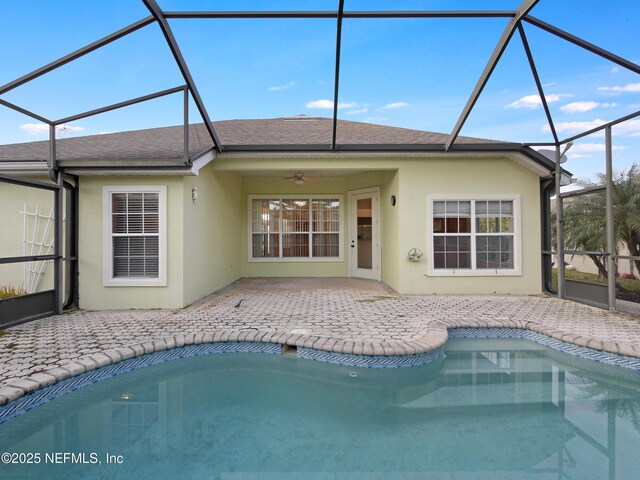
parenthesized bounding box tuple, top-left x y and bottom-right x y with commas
(0, 0, 638, 181)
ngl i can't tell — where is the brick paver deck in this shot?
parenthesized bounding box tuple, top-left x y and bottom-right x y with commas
(1, 277, 640, 405)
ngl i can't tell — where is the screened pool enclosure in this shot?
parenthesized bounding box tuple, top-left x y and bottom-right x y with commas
(0, 0, 638, 324)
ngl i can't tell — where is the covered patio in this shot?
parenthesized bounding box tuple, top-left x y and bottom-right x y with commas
(1, 277, 640, 406)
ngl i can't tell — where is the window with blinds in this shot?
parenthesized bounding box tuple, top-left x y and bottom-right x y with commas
(250, 197, 341, 260)
(111, 192, 160, 278)
(431, 197, 518, 275)
(104, 186, 166, 286)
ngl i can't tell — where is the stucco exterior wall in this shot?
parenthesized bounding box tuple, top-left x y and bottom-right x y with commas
(78, 176, 185, 310)
(214, 154, 542, 295)
(237, 170, 399, 284)
(0, 181, 55, 294)
(182, 169, 243, 306)
(62, 153, 544, 309)
(396, 157, 542, 294)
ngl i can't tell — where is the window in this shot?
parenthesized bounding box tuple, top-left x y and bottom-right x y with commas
(103, 186, 166, 286)
(428, 196, 520, 276)
(249, 196, 342, 261)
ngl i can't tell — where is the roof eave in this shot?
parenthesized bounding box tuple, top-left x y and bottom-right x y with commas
(0, 161, 49, 175)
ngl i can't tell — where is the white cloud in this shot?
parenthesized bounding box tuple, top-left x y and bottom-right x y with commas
(542, 82, 556, 87)
(543, 118, 607, 134)
(98, 131, 112, 135)
(559, 101, 617, 114)
(382, 102, 408, 109)
(20, 123, 85, 136)
(20, 123, 49, 136)
(565, 143, 626, 159)
(56, 124, 85, 136)
(306, 99, 357, 109)
(336, 101, 358, 109)
(612, 119, 640, 136)
(268, 81, 295, 91)
(570, 143, 625, 153)
(506, 93, 571, 109)
(346, 108, 368, 115)
(597, 82, 640, 93)
(611, 66, 620, 74)
(544, 118, 640, 137)
(306, 99, 333, 109)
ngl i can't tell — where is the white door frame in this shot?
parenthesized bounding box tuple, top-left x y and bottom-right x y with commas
(348, 187, 381, 281)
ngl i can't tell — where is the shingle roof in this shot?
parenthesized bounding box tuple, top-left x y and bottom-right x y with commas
(0, 124, 214, 163)
(0, 116, 506, 164)
(215, 116, 504, 146)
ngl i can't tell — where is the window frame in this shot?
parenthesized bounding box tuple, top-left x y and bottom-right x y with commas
(247, 194, 344, 263)
(427, 194, 522, 277)
(102, 185, 167, 286)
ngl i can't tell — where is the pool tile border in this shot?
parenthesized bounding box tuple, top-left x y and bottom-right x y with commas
(2, 327, 640, 425)
(0, 342, 281, 425)
(297, 347, 445, 368)
(448, 328, 640, 371)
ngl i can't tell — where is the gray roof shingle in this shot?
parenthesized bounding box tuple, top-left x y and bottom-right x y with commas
(0, 116, 505, 164)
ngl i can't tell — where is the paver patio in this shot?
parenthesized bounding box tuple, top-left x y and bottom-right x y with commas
(1, 277, 640, 406)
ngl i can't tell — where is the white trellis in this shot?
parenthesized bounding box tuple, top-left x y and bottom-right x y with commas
(21, 204, 62, 294)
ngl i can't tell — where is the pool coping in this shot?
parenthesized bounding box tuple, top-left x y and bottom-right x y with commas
(1, 322, 640, 418)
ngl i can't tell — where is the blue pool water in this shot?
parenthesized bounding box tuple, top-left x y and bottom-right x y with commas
(1, 338, 639, 479)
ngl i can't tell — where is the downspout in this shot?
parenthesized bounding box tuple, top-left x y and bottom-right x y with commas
(63, 177, 79, 309)
(540, 177, 556, 294)
(554, 145, 565, 299)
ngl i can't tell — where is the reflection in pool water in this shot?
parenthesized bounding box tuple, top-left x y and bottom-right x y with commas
(1, 338, 639, 479)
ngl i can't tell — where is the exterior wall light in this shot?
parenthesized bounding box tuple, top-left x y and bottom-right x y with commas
(192, 186, 199, 203)
(391, 195, 396, 206)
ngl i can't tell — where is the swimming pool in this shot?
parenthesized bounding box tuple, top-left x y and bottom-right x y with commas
(1, 337, 639, 479)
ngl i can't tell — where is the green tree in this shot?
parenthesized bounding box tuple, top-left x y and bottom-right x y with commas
(561, 164, 640, 279)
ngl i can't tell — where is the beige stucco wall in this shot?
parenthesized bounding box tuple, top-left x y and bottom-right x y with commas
(396, 157, 542, 294)
(78, 170, 244, 310)
(2, 150, 543, 311)
(0, 180, 56, 293)
(214, 154, 542, 295)
(78, 176, 185, 310)
(237, 169, 399, 286)
(68, 152, 544, 309)
(182, 169, 242, 306)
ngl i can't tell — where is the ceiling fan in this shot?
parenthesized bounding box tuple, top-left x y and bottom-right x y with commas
(283, 171, 319, 186)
